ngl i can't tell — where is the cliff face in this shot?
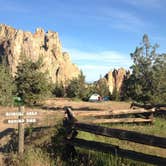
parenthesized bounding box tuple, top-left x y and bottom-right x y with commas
(0, 24, 80, 84)
(105, 68, 127, 94)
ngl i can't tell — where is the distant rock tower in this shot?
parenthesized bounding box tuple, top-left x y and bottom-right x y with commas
(104, 68, 127, 94)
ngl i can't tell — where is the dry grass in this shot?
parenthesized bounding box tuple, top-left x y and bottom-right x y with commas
(0, 98, 131, 132)
(44, 98, 131, 110)
(0, 98, 165, 166)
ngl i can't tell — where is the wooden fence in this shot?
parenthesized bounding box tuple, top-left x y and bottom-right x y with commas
(63, 107, 166, 166)
(72, 107, 155, 124)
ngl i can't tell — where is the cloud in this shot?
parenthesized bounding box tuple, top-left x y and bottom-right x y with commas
(65, 48, 132, 82)
(67, 49, 132, 65)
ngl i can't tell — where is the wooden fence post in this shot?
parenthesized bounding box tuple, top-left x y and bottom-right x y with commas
(18, 106, 24, 155)
(63, 107, 78, 159)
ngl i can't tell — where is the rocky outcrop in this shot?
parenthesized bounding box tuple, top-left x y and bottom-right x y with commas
(105, 68, 127, 94)
(0, 24, 80, 84)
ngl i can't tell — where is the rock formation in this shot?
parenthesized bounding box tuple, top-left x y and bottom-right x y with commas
(105, 68, 127, 94)
(0, 24, 80, 84)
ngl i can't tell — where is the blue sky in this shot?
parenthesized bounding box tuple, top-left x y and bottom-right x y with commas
(0, 0, 166, 82)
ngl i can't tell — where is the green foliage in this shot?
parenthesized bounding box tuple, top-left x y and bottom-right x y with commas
(15, 57, 51, 105)
(93, 78, 110, 97)
(111, 88, 120, 101)
(0, 62, 15, 106)
(122, 34, 166, 104)
(64, 72, 110, 101)
(151, 54, 166, 103)
(66, 71, 88, 99)
(52, 82, 65, 97)
(7, 147, 55, 166)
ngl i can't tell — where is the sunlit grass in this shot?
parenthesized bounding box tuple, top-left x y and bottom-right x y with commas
(76, 117, 166, 165)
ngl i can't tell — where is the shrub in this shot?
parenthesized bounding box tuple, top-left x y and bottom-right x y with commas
(66, 71, 87, 99)
(52, 82, 65, 97)
(0, 63, 15, 106)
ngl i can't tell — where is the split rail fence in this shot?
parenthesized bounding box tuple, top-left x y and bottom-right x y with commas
(63, 107, 166, 166)
(72, 107, 155, 124)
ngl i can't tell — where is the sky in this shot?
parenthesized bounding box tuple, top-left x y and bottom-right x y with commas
(0, 0, 166, 82)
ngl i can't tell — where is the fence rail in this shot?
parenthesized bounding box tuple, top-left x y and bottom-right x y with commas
(63, 107, 166, 166)
(73, 107, 154, 124)
(75, 122, 166, 148)
(66, 138, 166, 166)
(73, 108, 155, 117)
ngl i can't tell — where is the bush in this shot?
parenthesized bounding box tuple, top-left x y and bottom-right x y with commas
(52, 82, 65, 97)
(0, 63, 15, 106)
(66, 71, 87, 99)
(111, 88, 120, 101)
(93, 78, 110, 98)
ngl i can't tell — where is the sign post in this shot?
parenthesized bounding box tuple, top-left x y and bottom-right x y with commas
(18, 106, 24, 155)
(4, 97, 38, 155)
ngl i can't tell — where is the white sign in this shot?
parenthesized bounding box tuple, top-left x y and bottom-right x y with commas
(6, 112, 24, 116)
(7, 118, 37, 124)
(6, 112, 38, 116)
(26, 112, 38, 116)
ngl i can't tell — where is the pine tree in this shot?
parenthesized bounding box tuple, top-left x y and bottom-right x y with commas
(151, 54, 166, 103)
(111, 87, 120, 101)
(15, 57, 51, 105)
(52, 82, 65, 97)
(66, 71, 87, 99)
(94, 78, 110, 98)
(0, 63, 15, 106)
(122, 34, 166, 104)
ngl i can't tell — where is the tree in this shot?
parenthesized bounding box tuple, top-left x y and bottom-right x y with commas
(0, 63, 15, 106)
(93, 78, 110, 97)
(111, 87, 120, 101)
(151, 54, 166, 103)
(15, 57, 51, 105)
(66, 71, 87, 99)
(52, 82, 65, 97)
(122, 34, 166, 104)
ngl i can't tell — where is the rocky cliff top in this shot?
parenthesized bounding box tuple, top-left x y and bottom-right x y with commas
(0, 24, 80, 84)
(105, 68, 127, 93)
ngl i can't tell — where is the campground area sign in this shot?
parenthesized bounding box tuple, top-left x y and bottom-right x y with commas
(4, 101, 38, 155)
(5, 111, 37, 124)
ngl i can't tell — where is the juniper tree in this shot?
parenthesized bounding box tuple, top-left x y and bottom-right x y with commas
(66, 71, 87, 99)
(0, 62, 15, 106)
(15, 57, 51, 105)
(122, 34, 166, 104)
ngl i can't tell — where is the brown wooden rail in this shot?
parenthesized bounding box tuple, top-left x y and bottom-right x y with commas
(66, 138, 166, 166)
(63, 107, 166, 165)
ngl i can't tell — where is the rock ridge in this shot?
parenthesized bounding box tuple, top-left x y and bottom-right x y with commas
(0, 24, 80, 84)
(105, 68, 127, 94)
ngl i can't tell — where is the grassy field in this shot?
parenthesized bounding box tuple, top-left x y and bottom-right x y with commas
(76, 117, 166, 165)
(0, 98, 166, 166)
